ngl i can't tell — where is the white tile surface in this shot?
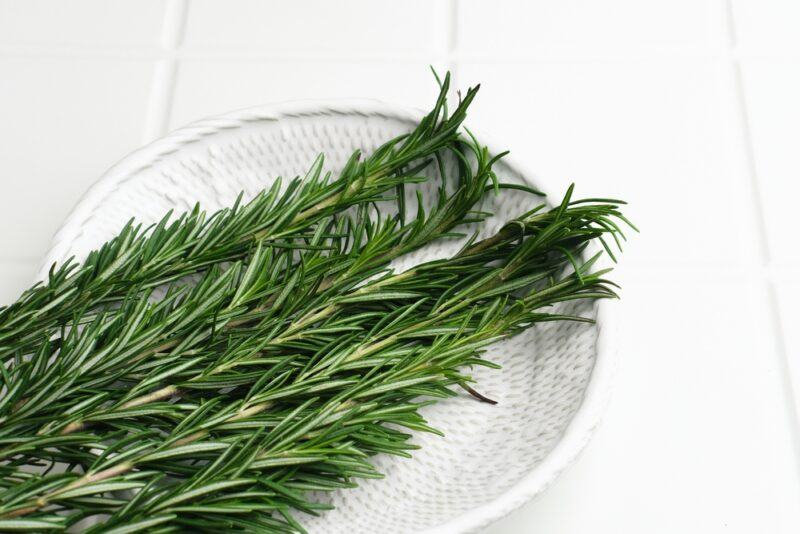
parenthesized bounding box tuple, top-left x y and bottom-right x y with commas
(731, 0, 800, 50)
(183, 0, 445, 54)
(740, 59, 800, 265)
(457, 0, 720, 56)
(0, 57, 155, 259)
(0, 1, 799, 533)
(170, 59, 447, 128)
(459, 60, 752, 271)
(0, 0, 165, 47)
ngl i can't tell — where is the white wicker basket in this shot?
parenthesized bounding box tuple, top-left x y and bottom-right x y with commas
(38, 100, 617, 533)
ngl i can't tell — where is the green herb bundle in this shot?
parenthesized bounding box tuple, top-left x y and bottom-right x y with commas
(0, 74, 632, 532)
(0, 73, 480, 364)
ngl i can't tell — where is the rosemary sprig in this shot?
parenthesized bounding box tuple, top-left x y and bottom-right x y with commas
(0, 189, 631, 531)
(0, 73, 486, 363)
(0, 136, 506, 439)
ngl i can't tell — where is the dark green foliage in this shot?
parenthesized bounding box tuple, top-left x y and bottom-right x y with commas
(0, 74, 632, 532)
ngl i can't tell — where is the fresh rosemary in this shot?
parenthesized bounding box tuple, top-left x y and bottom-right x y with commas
(0, 74, 633, 533)
(0, 73, 484, 364)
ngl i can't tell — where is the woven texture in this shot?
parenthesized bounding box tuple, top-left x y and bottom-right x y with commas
(39, 101, 612, 534)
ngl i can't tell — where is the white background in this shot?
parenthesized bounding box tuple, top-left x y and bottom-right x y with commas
(1, 0, 799, 532)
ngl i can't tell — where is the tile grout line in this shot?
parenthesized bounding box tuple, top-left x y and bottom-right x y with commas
(728, 75, 770, 262)
(723, 0, 800, 481)
(141, 0, 188, 143)
(3, 44, 799, 62)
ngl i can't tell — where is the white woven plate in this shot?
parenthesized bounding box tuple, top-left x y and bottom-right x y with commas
(39, 100, 617, 533)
